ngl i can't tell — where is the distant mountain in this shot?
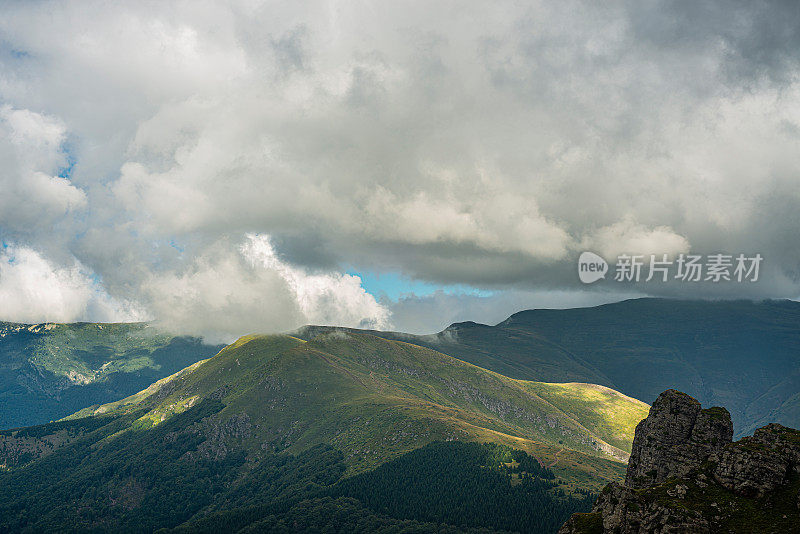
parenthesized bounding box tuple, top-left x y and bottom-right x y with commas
(0, 331, 648, 532)
(304, 298, 800, 438)
(0, 322, 224, 428)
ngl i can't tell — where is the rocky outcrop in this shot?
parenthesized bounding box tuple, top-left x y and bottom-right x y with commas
(711, 423, 800, 499)
(560, 484, 713, 534)
(626, 389, 733, 488)
(559, 390, 800, 534)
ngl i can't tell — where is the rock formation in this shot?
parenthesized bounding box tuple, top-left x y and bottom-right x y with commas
(559, 389, 800, 534)
(626, 389, 733, 489)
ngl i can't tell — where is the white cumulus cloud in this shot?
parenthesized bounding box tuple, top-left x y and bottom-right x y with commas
(138, 235, 389, 342)
(0, 106, 86, 235)
(242, 234, 390, 330)
(0, 245, 142, 324)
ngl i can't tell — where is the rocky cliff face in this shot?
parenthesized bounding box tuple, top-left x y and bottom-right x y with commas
(626, 389, 733, 489)
(560, 389, 800, 534)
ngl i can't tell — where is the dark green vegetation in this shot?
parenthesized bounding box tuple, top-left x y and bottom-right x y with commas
(330, 442, 595, 533)
(171, 441, 594, 533)
(0, 322, 224, 428)
(564, 512, 603, 534)
(304, 298, 800, 438)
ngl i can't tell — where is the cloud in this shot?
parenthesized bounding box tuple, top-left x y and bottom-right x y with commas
(582, 217, 690, 260)
(242, 234, 390, 330)
(0, 245, 142, 324)
(0, 106, 86, 236)
(139, 235, 389, 342)
(0, 1, 799, 338)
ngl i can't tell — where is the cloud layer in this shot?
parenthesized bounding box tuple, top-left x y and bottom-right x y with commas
(0, 1, 799, 337)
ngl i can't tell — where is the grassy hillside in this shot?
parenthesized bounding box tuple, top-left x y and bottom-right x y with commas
(303, 298, 800, 438)
(0, 322, 224, 428)
(67, 331, 647, 473)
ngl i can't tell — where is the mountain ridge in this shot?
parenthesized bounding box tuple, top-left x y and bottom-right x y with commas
(299, 297, 800, 438)
(4, 297, 799, 443)
(57, 331, 646, 468)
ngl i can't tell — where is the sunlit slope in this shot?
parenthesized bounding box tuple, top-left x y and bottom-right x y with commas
(519, 382, 647, 454)
(74, 332, 647, 478)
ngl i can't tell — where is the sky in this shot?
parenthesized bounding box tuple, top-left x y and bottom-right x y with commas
(0, 1, 799, 341)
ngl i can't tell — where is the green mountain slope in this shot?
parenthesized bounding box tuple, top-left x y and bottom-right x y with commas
(66, 331, 647, 471)
(0, 331, 649, 533)
(0, 322, 224, 428)
(303, 298, 800, 438)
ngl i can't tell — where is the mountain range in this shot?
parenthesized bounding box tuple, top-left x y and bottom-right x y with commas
(1, 297, 799, 532)
(5, 298, 799, 438)
(0, 330, 646, 532)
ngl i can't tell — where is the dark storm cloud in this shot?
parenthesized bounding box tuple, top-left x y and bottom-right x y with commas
(628, 0, 800, 87)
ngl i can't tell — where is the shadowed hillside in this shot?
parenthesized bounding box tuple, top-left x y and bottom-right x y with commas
(0, 322, 224, 428)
